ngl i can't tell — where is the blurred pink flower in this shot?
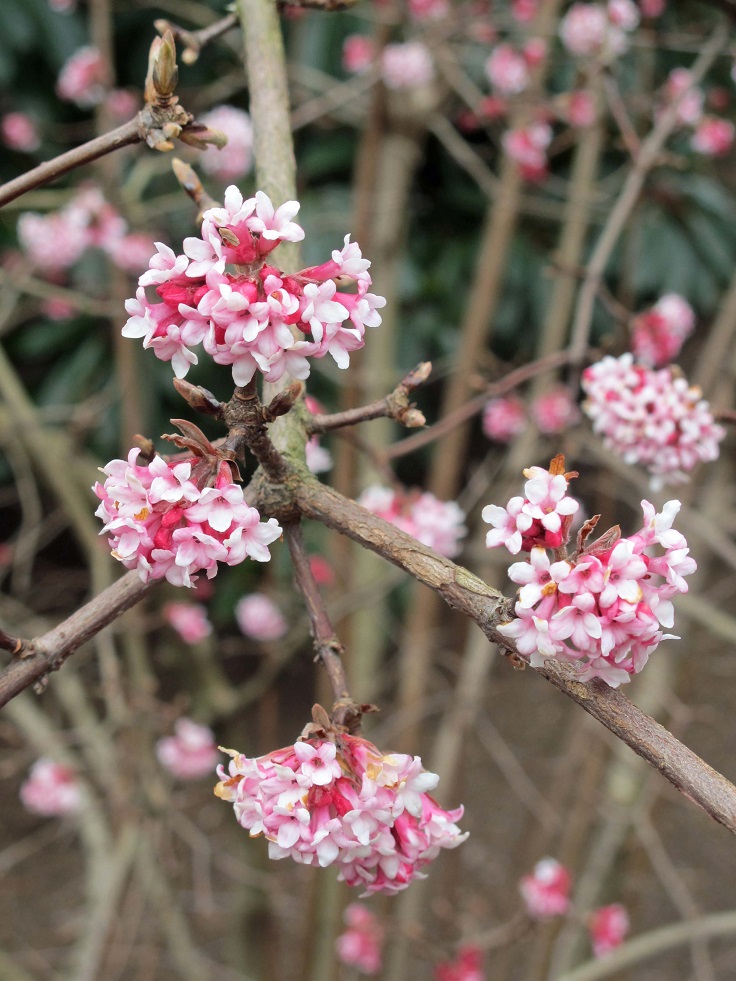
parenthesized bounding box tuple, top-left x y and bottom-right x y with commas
(630, 293, 694, 366)
(1, 112, 40, 152)
(382, 41, 435, 90)
(156, 718, 220, 780)
(502, 122, 552, 181)
(343, 35, 375, 75)
(309, 554, 335, 587)
(164, 601, 212, 644)
(336, 903, 384, 974)
(520, 857, 571, 918)
(691, 117, 735, 157)
(236, 592, 288, 641)
(104, 88, 139, 121)
(530, 385, 581, 434)
(199, 105, 254, 181)
(589, 904, 629, 957)
(56, 46, 108, 108)
(485, 44, 530, 95)
(482, 395, 527, 443)
(20, 758, 82, 817)
(435, 944, 485, 981)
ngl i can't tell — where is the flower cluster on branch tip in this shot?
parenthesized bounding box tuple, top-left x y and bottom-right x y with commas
(483, 455, 696, 687)
(215, 705, 467, 895)
(123, 186, 386, 384)
(94, 422, 281, 586)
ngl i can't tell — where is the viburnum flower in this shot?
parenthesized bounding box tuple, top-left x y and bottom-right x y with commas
(661, 68, 704, 127)
(408, 0, 449, 20)
(589, 904, 629, 957)
(530, 386, 581, 434)
(435, 945, 485, 981)
(691, 116, 735, 157)
(512, 0, 539, 20)
(581, 353, 725, 486)
(122, 187, 385, 384)
(485, 459, 697, 687)
(565, 90, 597, 127)
(520, 858, 572, 919)
(215, 707, 467, 894)
(94, 424, 282, 586)
(482, 395, 527, 443)
(502, 122, 553, 181)
(381, 41, 435, 90)
(630, 294, 695, 367)
(358, 485, 466, 558)
(20, 758, 82, 817)
(1, 112, 40, 152)
(164, 601, 212, 644)
(156, 718, 220, 780)
(336, 903, 384, 974)
(343, 35, 376, 75)
(484, 44, 531, 96)
(559, 2, 637, 59)
(198, 105, 254, 181)
(56, 46, 107, 108)
(235, 592, 288, 641)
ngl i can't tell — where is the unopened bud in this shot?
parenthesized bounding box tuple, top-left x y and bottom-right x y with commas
(400, 407, 426, 428)
(152, 30, 179, 99)
(173, 377, 223, 416)
(265, 383, 303, 420)
(178, 123, 228, 151)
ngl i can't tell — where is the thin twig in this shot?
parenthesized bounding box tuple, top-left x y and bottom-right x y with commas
(155, 12, 239, 64)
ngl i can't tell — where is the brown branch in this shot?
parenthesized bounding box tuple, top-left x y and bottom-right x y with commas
(294, 478, 736, 837)
(154, 12, 239, 65)
(307, 362, 431, 435)
(0, 573, 155, 708)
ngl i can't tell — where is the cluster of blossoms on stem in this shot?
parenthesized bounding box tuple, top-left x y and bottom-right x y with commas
(483, 388, 581, 443)
(435, 945, 485, 981)
(20, 759, 82, 817)
(630, 293, 695, 367)
(559, 1, 639, 60)
(484, 458, 696, 687)
(1, 112, 41, 152)
(358, 485, 466, 558)
(235, 592, 288, 641)
(660, 68, 735, 158)
(582, 354, 725, 487)
(215, 710, 467, 895)
(18, 185, 153, 276)
(502, 122, 553, 181)
(156, 718, 221, 780)
(94, 428, 282, 586)
(197, 105, 253, 181)
(589, 904, 630, 957)
(163, 601, 212, 644)
(520, 857, 571, 919)
(123, 186, 386, 384)
(335, 903, 384, 974)
(381, 41, 435, 90)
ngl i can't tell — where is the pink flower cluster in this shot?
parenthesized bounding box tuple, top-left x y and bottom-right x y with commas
(336, 903, 384, 974)
(435, 945, 485, 981)
(343, 35, 375, 75)
(94, 450, 281, 586)
(630, 294, 695, 366)
(20, 758, 82, 817)
(358, 485, 466, 558)
(659, 69, 734, 157)
(381, 41, 435, 90)
(235, 592, 288, 641)
(215, 727, 467, 895)
(156, 718, 221, 780)
(483, 395, 527, 443)
(1, 112, 40, 152)
(531, 386, 582, 434)
(485, 464, 696, 687)
(520, 857, 571, 919)
(485, 44, 531, 96)
(198, 105, 253, 181)
(164, 601, 212, 644)
(123, 187, 385, 384)
(589, 904, 629, 957)
(582, 354, 725, 486)
(56, 46, 107, 108)
(502, 122, 553, 181)
(18, 185, 153, 276)
(559, 1, 639, 59)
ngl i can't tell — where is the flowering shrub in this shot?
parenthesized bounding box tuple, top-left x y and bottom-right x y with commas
(215, 712, 467, 895)
(582, 354, 725, 487)
(484, 458, 696, 687)
(156, 718, 221, 780)
(335, 903, 384, 974)
(94, 445, 281, 586)
(123, 187, 386, 384)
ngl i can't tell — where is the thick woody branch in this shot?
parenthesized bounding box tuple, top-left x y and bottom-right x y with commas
(0, 573, 154, 708)
(294, 478, 736, 836)
(307, 362, 431, 435)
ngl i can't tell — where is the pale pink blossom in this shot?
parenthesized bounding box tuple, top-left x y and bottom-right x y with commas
(408, 0, 449, 20)
(215, 724, 467, 895)
(565, 90, 597, 127)
(336, 903, 384, 974)
(483, 463, 579, 554)
(523, 37, 547, 68)
(435, 945, 485, 981)
(482, 395, 527, 443)
(164, 601, 212, 644)
(56, 46, 107, 108)
(42, 297, 75, 320)
(343, 35, 375, 75)
(156, 718, 220, 780)
(559, 4, 629, 58)
(236, 592, 288, 641)
(589, 904, 629, 957)
(107, 232, 156, 273)
(503, 122, 552, 181)
(691, 116, 735, 157)
(520, 857, 572, 918)
(381, 42, 435, 90)
(198, 105, 254, 181)
(20, 759, 82, 817)
(104, 88, 139, 120)
(485, 44, 530, 96)
(662, 68, 704, 127)
(1, 112, 40, 152)
(630, 294, 695, 366)
(305, 436, 332, 474)
(582, 353, 724, 485)
(607, 0, 639, 30)
(358, 485, 466, 557)
(512, 0, 539, 20)
(530, 386, 581, 434)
